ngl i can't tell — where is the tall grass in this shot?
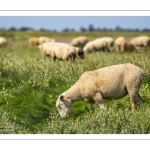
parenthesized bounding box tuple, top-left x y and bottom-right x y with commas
(0, 31, 150, 134)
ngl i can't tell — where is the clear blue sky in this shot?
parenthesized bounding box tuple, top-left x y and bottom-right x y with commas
(0, 16, 150, 32)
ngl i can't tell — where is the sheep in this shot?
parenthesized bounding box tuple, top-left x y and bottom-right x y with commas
(83, 38, 109, 53)
(39, 36, 55, 44)
(38, 42, 76, 61)
(124, 41, 138, 52)
(130, 36, 150, 50)
(29, 37, 39, 45)
(115, 36, 126, 52)
(117, 41, 137, 52)
(56, 63, 144, 117)
(115, 36, 139, 52)
(83, 41, 96, 53)
(70, 36, 88, 48)
(0, 37, 7, 46)
(96, 37, 114, 48)
(93, 38, 111, 52)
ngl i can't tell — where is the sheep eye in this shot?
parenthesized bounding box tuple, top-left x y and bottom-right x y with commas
(58, 106, 62, 110)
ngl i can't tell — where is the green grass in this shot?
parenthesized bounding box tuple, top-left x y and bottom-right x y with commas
(0, 31, 150, 134)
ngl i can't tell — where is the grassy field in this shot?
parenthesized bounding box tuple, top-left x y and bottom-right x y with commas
(0, 31, 150, 134)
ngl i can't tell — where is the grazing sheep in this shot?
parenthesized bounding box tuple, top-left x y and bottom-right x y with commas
(117, 41, 137, 52)
(83, 41, 95, 53)
(38, 42, 76, 61)
(115, 36, 139, 52)
(124, 41, 138, 52)
(96, 37, 114, 48)
(39, 36, 55, 44)
(70, 36, 88, 47)
(0, 37, 7, 46)
(94, 38, 111, 52)
(115, 36, 126, 52)
(130, 36, 150, 49)
(56, 63, 144, 117)
(83, 38, 109, 53)
(29, 37, 39, 45)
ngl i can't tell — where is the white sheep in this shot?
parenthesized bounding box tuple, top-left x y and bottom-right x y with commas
(83, 41, 95, 53)
(38, 42, 76, 61)
(0, 37, 7, 46)
(117, 41, 137, 52)
(29, 37, 39, 45)
(96, 37, 114, 48)
(124, 41, 138, 52)
(70, 36, 88, 47)
(56, 63, 144, 117)
(115, 36, 139, 52)
(83, 39, 109, 53)
(115, 36, 126, 52)
(130, 36, 150, 49)
(39, 36, 55, 44)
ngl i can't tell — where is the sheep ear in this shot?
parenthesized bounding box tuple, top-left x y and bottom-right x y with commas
(60, 95, 64, 101)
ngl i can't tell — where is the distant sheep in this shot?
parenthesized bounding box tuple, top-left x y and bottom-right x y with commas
(0, 37, 7, 46)
(83, 38, 109, 53)
(38, 42, 76, 61)
(83, 41, 95, 53)
(29, 37, 39, 45)
(115, 36, 139, 52)
(130, 36, 150, 49)
(125, 42, 138, 52)
(70, 36, 88, 47)
(56, 63, 144, 117)
(39, 36, 55, 44)
(115, 36, 126, 52)
(96, 37, 114, 48)
(117, 41, 137, 52)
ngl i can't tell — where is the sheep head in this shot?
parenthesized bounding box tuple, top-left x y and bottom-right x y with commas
(56, 95, 72, 117)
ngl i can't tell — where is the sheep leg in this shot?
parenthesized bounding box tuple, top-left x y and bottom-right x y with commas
(53, 56, 56, 62)
(137, 93, 144, 104)
(106, 47, 110, 52)
(127, 79, 143, 110)
(90, 102, 95, 111)
(128, 93, 143, 110)
(93, 93, 104, 109)
(128, 93, 138, 110)
(102, 48, 105, 52)
(118, 45, 121, 52)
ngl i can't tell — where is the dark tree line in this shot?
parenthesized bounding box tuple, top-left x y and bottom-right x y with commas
(80, 24, 150, 32)
(1, 24, 150, 32)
